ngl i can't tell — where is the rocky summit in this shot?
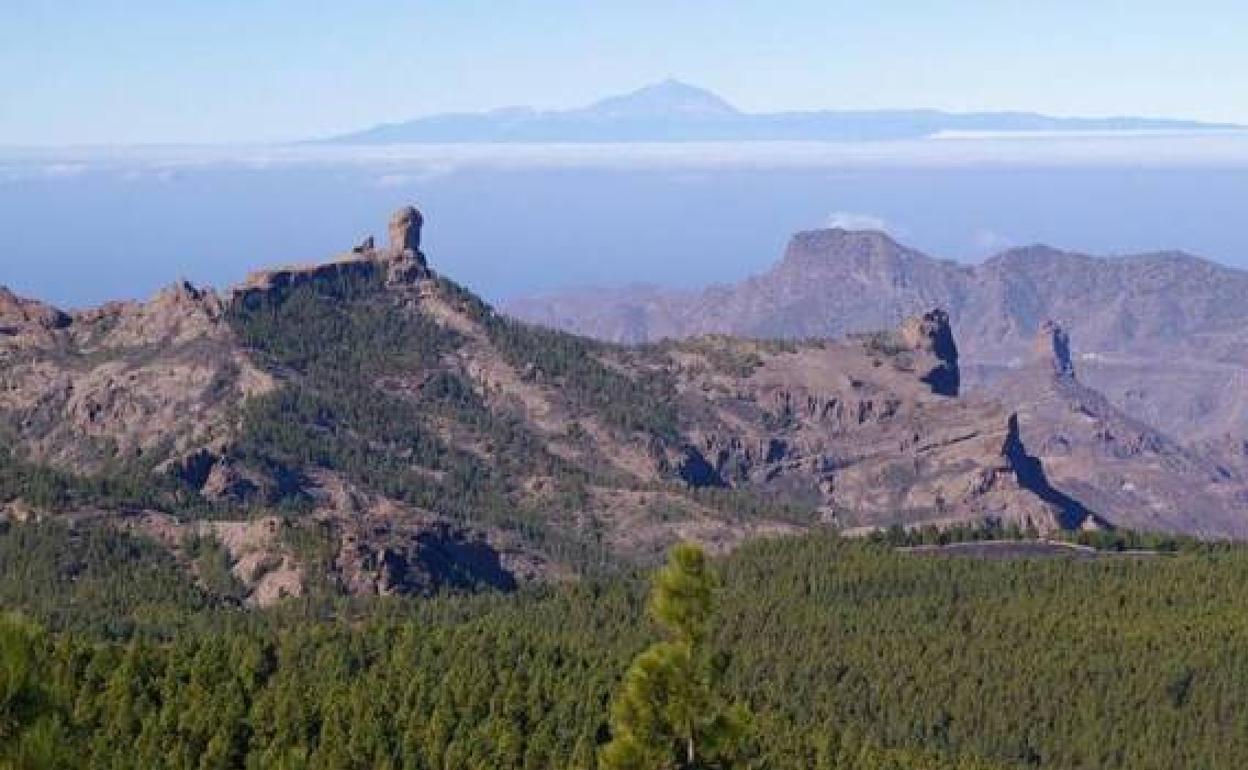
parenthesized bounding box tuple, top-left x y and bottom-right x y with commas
(4, 206, 1248, 607)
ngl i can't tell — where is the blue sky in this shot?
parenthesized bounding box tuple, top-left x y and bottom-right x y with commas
(3, 0, 1247, 145)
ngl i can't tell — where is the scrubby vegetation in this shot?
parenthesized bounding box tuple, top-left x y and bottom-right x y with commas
(223, 269, 768, 574)
(439, 276, 683, 441)
(0, 445, 210, 519)
(226, 269, 617, 568)
(2, 530, 1248, 769)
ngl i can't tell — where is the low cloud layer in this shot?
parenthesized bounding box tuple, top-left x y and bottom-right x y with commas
(4, 132, 1248, 185)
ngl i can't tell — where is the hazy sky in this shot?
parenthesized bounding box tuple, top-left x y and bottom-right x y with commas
(4, 0, 1247, 145)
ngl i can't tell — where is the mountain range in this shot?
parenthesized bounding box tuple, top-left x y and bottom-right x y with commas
(3, 206, 1247, 609)
(325, 79, 1240, 144)
(506, 229, 1248, 447)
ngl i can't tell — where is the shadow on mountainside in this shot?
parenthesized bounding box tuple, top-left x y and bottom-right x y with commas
(1003, 414, 1094, 530)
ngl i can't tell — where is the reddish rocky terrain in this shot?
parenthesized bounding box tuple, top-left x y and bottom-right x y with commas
(4, 207, 1246, 607)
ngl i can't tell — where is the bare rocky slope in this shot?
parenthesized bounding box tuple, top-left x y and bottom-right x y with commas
(506, 229, 1248, 445)
(4, 208, 1246, 607)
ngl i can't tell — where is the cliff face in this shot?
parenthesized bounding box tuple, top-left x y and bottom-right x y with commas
(4, 207, 1247, 607)
(995, 322, 1248, 538)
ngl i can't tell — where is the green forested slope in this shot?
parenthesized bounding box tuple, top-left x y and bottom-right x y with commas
(3, 531, 1246, 769)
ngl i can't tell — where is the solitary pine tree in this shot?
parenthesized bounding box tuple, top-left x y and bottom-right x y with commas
(599, 543, 750, 770)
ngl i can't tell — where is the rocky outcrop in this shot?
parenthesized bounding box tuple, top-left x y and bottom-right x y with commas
(0, 275, 271, 472)
(1031, 320, 1075, 381)
(649, 308, 1248, 537)
(165, 447, 270, 503)
(72, 280, 226, 350)
(235, 254, 384, 304)
(652, 312, 1079, 534)
(0, 287, 70, 346)
(235, 206, 430, 302)
(899, 308, 960, 396)
(337, 519, 521, 596)
(119, 512, 303, 608)
(998, 413, 1094, 530)
(994, 324, 1248, 537)
(389, 205, 424, 254)
(305, 472, 553, 596)
(385, 206, 430, 284)
(0, 287, 70, 331)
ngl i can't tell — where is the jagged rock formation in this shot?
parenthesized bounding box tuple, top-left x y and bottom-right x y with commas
(0, 287, 70, 339)
(997, 322, 1248, 537)
(899, 308, 960, 396)
(237, 206, 430, 302)
(0, 276, 264, 470)
(659, 329, 1079, 534)
(6, 206, 1248, 607)
(506, 229, 1248, 444)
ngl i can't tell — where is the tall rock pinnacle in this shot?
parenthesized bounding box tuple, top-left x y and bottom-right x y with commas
(899, 308, 960, 396)
(1032, 320, 1075, 380)
(388, 206, 424, 255)
(384, 205, 430, 283)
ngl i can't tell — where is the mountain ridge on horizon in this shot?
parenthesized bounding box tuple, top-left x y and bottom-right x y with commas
(325, 79, 1242, 144)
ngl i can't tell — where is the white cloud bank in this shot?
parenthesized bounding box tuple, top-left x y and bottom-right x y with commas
(826, 211, 890, 232)
(973, 228, 1013, 252)
(3, 131, 1248, 181)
